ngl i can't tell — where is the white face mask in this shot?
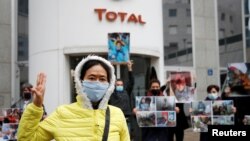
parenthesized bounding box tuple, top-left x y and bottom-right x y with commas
(208, 93, 218, 100)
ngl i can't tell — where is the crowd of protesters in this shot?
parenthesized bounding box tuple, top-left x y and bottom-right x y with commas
(1, 55, 250, 141)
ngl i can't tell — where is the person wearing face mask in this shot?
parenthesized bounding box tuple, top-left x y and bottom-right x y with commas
(135, 79, 168, 141)
(200, 84, 236, 141)
(17, 55, 130, 141)
(108, 61, 134, 140)
(108, 60, 134, 118)
(21, 83, 33, 110)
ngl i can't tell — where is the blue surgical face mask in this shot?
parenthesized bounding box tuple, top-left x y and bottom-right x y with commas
(82, 80, 109, 102)
(116, 86, 124, 92)
(207, 93, 218, 100)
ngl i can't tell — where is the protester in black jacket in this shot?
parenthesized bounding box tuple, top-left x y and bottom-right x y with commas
(109, 61, 134, 117)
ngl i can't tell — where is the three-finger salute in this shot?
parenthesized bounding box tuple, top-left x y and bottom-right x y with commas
(31, 72, 46, 107)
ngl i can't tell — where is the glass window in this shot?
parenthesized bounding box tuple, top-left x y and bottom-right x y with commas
(218, 0, 244, 67)
(18, 0, 28, 15)
(247, 39, 250, 48)
(163, 0, 192, 66)
(221, 13, 225, 21)
(18, 36, 28, 61)
(169, 9, 177, 17)
(169, 42, 178, 48)
(245, 0, 250, 14)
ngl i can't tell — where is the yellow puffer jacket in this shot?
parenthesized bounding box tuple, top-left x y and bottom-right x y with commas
(18, 102, 129, 141)
(18, 56, 130, 141)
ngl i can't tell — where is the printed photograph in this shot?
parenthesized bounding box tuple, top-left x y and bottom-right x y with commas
(167, 111, 176, 127)
(135, 96, 156, 111)
(136, 111, 156, 127)
(212, 116, 234, 125)
(243, 115, 250, 125)
(0, 108, 22, 124)
(225, 63, 250, 96)
(191, 101, 212, 116)
(156, 111, 176, 127)
(156, 111, 169, 127)
(212, 100, 234, 116)
(108, 33, 130, 64)
(191, 116, 211, 132)
(168, 71, 196, 103)
(155, 96, 175, 111)
(0, 123, 18, 141)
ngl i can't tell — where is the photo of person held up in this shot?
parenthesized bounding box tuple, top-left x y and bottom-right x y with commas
(191, 101, 212, 116)
(170, 72, 196, 103)
(156, 111, 176, 127)
(136, 112, 156, 127)
(212, 100, 234, 116)
(155, 96, 175, 111)
(135, 96, 156, 111)
(108, 33, 130, 64)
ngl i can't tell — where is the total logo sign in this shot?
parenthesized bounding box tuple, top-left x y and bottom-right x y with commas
(94, 8, 146, 25)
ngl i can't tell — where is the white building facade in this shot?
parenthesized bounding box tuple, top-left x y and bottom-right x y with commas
(29, 0, 164, 113)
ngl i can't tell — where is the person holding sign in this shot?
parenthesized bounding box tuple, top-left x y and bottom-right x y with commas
(199, 84, 236, 141)
(108, 33, 129, 63)
(17, 55, 130, 141)
(162, 78, 189, 141)
(134, 79, 168, 141)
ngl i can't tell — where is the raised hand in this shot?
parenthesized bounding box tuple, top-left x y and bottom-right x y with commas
(127, 60, 133, 71)
(31, 73, 47, 107)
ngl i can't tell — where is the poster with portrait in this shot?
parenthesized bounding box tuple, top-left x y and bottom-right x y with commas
(223, 63, 250, 96)
(191, 100, 234, 132)
(191, 101, 212, 116)
(108, 33, 130, 64)
(135, 96, 176, 127)
(166, 71, 196, 103)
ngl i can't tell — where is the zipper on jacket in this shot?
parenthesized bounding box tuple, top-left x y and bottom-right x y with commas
(94, 110, 98, 140)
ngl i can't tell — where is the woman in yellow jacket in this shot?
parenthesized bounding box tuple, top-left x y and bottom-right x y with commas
(17, 55, 130, 141)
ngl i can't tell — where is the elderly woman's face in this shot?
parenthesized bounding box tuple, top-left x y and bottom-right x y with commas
(83, 64, 108, 83)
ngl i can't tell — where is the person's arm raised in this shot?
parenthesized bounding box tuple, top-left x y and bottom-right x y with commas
(31, 72, 46, 107)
